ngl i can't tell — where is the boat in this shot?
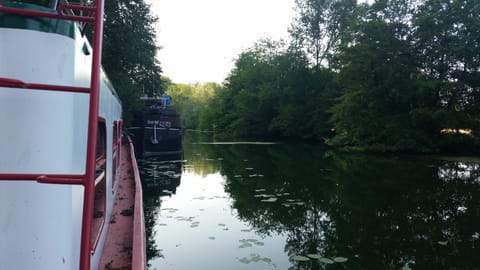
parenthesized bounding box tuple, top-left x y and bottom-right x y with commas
(129, 94, 183, 157)
(0, 1, 146, 269)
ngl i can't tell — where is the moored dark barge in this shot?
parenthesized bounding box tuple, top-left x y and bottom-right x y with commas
(130, 94, 183, 157)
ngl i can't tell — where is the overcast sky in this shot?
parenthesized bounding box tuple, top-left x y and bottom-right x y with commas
(146, 0, 296, 84)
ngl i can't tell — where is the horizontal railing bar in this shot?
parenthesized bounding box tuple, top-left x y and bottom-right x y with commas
(0, 5, 95, 23)
(58, 4, 96, 13)
(0, 77, 91, 93)
(0, 174, 86, 185)
(37, 175, 86, 185)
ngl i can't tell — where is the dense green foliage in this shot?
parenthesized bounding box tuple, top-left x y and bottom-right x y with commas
(164, 82, 220, 129)
(102, 0, 162, 125)
(191, 0, 479, 154)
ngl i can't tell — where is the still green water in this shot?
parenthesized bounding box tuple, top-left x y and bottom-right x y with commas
(140, 131, 480, 270)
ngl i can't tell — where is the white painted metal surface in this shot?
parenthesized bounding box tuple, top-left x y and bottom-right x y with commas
(0, 22, 122, 270)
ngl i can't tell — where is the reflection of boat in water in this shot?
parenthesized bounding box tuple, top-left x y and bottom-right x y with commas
(0, 1, 145, 269)
(139, 152, 183, 196)
(129, 94, 183, 157)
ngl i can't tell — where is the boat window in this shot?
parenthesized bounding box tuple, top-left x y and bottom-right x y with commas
(11, 0, 52, 7)
(112, 121, 119, 190)
(113, 121, 118, 146)
(92, 120, 106, 250)
(96, 122, 106, 160)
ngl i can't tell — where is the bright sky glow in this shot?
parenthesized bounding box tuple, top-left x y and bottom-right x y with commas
(146, 0, 296, 84)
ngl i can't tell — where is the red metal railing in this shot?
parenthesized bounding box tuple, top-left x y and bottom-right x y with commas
(0, 1, 105, 269)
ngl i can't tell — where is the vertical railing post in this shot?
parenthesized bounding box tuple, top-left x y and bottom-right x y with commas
(79, 0, 105, 269)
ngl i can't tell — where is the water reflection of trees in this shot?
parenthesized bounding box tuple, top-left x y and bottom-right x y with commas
(143, 193, 163, 263)
(182, 141, 223, 176)
(213, 144, 480, 270)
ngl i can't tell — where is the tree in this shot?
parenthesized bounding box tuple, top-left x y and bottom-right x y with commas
(413, 0, 480, 132)
(166, 82, 220, 130)
(328, 0, 427, 152)
(201, 38, 337, 140)
(102, 0, 162, 125)
(289, 0, 357, 68)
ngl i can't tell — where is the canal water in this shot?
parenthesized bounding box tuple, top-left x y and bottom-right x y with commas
(139, 131, 480, 270)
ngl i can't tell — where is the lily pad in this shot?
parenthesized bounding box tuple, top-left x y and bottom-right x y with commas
(250, 254, 262, 262)
(238, 242, 253, 248)
(239, 257, 250, 264)
(318, 257, 335, 264)
(332, 257, 348, 263)
(261, 197, 278, 202)
(307, 254, 322, 259)
(293, 255, 310, 261)
(238, 254, 271, 264)
(261, 257, 272, 263)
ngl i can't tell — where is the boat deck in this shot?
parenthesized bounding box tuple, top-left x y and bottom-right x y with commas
(99, 137, 145, 270)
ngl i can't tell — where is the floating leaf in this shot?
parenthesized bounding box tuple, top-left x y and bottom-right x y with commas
(437, 240, 448, 246)
(307, 254, 322, 259)
(333, 257, 348, 263)
(261, 257, 272, 263)
(255, 194, 275, 198)
(239, 257, 250, 264)
(238, 242, 253, 248)
(251, 254, 262, 262)
(261, 197, 278, 203)
(293, 255, 310, 261)
(318, 257, 335, 264)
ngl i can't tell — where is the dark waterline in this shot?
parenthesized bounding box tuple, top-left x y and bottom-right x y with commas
(140, 131, 480, 270)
